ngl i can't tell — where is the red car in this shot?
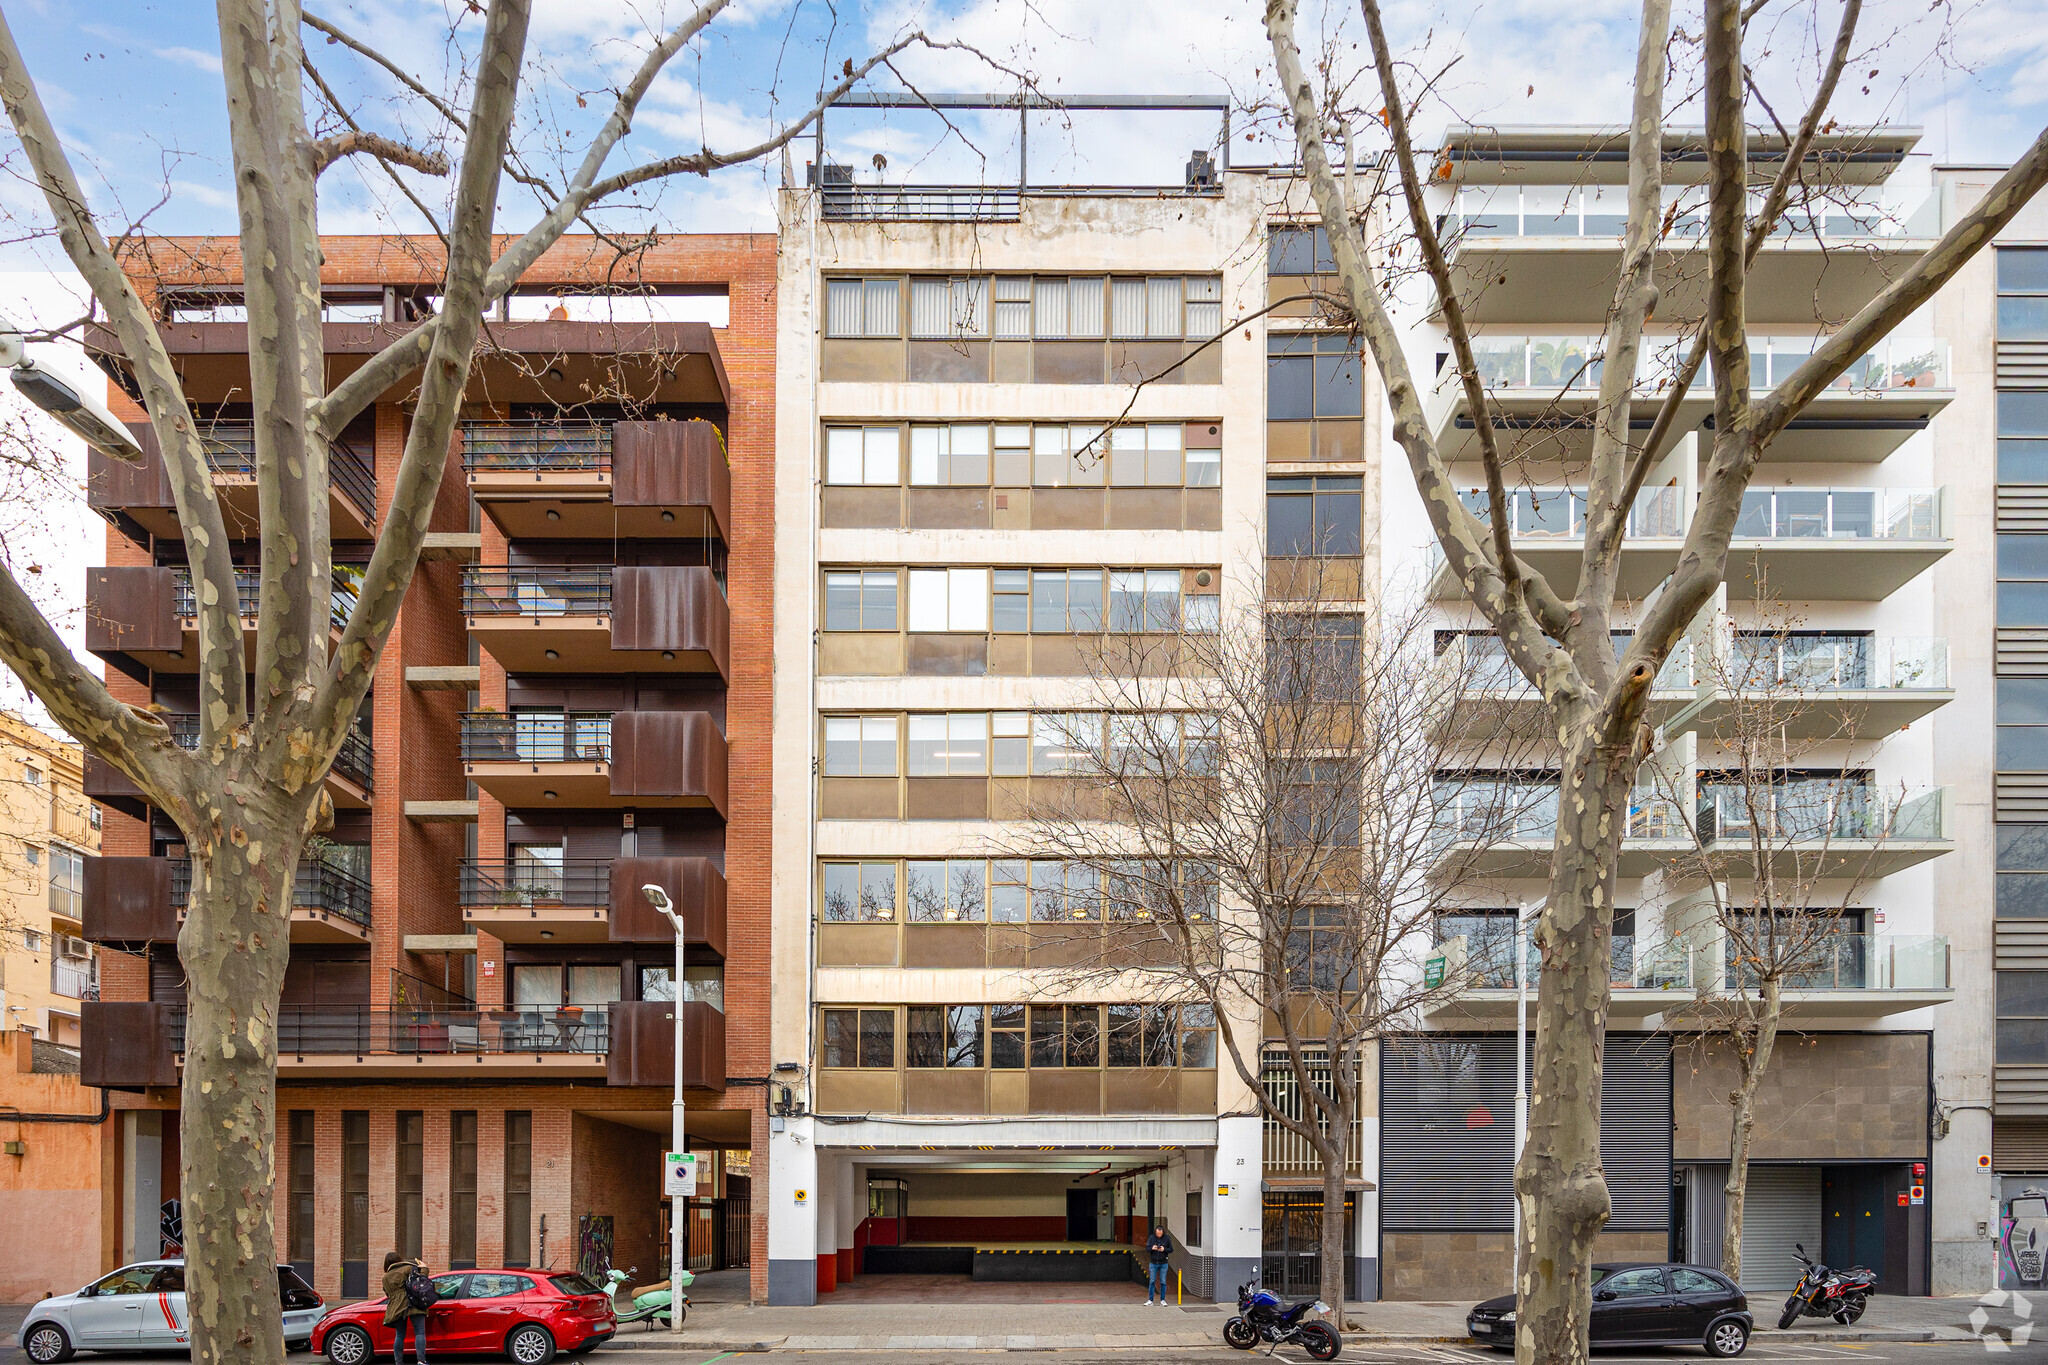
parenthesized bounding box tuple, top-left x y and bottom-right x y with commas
(313, 1270, 614, 1365)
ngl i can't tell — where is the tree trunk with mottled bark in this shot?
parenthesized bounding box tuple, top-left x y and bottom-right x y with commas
(1720, 986, 1782, 1283)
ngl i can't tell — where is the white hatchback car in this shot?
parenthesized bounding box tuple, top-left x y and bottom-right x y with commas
(16, 1260, 327, 1362)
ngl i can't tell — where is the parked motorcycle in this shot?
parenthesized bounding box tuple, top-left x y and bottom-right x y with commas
(1776, 1244, 1875, 1329)
(609, 1266, 694, 1329)
(1223, 1282, 1342, 1360)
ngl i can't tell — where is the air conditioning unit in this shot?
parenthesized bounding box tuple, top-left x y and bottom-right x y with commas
(58, 935, 89, 959)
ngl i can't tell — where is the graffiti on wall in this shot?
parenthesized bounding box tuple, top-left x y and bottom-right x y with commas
(577, 1214, 614, 1282)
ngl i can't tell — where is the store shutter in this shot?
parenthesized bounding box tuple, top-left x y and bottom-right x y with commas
(1737, 1165, 1823, 1292)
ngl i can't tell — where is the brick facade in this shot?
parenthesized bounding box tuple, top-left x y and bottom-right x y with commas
(90, 233, 775, 1300)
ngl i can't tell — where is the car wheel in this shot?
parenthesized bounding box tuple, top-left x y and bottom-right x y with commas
(1222, 1317, 1257, 1350)
(1705, 1318, 1750, 1358)
(506, 1323, 557, 1365)
(22, 1322, 73, 1365)
(324, 1326, 373, 1365)
(1301, 1321, 1342, 1361)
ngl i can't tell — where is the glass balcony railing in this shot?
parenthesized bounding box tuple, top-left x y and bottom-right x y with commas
(1732, 486, 1942, 541)
(169, 566, 360, 631)
(461, 420, 613, 472)
(460, 711, 615, 763)
(1696, 782, 1948, 843)
(1720, 933, 1950, 991)
(1453, 632, 1693, 692)
(1435, 780, 1686, 846)
(1727, 635, 1948, 691)
(1456, 485, 1684, 540)
(1450, 335, 1948, 395)
(1434, 931, 1695, 991)
(1445, 186, 1941, 242)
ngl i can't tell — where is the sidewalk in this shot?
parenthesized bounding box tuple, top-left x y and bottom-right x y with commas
(598, 1290, 2037, 1353)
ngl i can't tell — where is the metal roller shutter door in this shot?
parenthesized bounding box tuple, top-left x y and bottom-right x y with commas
(1738, 1165, 1822, 1293)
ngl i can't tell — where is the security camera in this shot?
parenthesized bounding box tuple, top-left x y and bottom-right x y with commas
(0, 320, 144, 466)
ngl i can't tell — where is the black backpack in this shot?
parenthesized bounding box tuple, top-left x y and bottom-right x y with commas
(404, 1269, 436, 1311)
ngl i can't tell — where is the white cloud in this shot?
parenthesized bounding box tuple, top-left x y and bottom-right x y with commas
(155, 45, 223, 75)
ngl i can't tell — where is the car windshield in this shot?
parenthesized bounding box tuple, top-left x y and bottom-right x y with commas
(548, 1274, 602, 1296)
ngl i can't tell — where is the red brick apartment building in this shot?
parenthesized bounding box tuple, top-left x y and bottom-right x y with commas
(73, 234, 774, 1301)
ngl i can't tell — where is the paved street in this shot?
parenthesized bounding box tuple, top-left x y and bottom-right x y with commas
(586, 1346, 2027, 1364)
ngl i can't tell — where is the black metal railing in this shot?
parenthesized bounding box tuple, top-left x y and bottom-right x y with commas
(157, 714, 373, 791)
(459, 858, 615, 907)
(169, 566, 359, 630)
(197, 421, 378, 520)
(460, 711, 614, 763)
(461, 566, 613, 616)
(165, 1004, 610, 1056)
(821, 183, 1023, 222)
(168, 855, 373, 928)
(461, 421, 613, 472)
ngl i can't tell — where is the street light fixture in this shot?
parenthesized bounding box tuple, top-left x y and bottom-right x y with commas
(641, 882, 688, 1336)
(0, 318, 144, 465)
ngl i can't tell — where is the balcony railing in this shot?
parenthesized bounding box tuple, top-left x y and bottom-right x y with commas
(462, 566, 613, 616)
(1445, 186, 1941, 241)
(1695, 782, 1947, 843)
(1727, 635, 1949, 691)
(821, 183, 1024, 222)
(169, 566, 360, 630)
(168, 855, 372, 928)
(1456, 633, 1693, 692)
(198, 420, 378, 517)
(1452, 335, 1949, 394)
(461, 421, 613, 471)
(1436, 933, 1695, 991)
(1456, 485, 1684, 539)
(460, 712, 614, 763)
(460, 858, 614, 907)
(1437, 781, 1683, 845)
(164, 1005, 611, 1056)
(1732, 486, 1942, 540)
(156, 714, 374, 791)
(1719, 933, 1950, 991)
(51, 957, 95, 1000)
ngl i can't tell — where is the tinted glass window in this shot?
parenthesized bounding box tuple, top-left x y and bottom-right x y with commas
(469, 1274, 530, 1299)
(547, 1274, 599, 1296)
(1602, 1268, 1667, 1298)
(2001, 392, 2048, 438)
(150, 1266, 186, 1293)
(1670, 1268, 1723, 1294)
(1998, 971, 2048, 1016)
(1999, 250, 2048, 294)
(431, 1274, 469, 1301)
(2000, 825, 2048, 870)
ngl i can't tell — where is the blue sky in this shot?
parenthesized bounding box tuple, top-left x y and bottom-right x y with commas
(0, 0, 2040, 263)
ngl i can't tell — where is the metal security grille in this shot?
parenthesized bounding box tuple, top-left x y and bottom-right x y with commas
(1260, 1190, 1356, 1297)
(1737, 1165, 1822, 1292)
(1378, 1033, 1672, 1232)
(1262, 1049, 1365, 1177)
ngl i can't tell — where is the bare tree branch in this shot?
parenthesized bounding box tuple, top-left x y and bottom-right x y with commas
(310, 129, 452, 177)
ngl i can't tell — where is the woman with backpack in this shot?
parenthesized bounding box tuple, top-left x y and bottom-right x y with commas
(382, 1252, 434, 1365)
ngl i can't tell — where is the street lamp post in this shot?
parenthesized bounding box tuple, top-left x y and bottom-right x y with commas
(641, 883, 688, 1336)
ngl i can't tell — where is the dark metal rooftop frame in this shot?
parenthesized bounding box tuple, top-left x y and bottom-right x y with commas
(820, 93, 1234, 191)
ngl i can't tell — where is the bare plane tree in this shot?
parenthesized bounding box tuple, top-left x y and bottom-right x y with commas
(0, 4, 1018, 1360)
(1259, 0, 2048, 1356)
(1006, 567, 1546, 1321)
(1647, 611, 1920, 1285)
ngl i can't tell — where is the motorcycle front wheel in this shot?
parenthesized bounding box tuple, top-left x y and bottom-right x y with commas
(1301, 1322, 1342, 1361)
(1777, 1297, 1804, 1331)
(1222, 1317, 1258, 1350)
(1833, 1294, 1867, 1326)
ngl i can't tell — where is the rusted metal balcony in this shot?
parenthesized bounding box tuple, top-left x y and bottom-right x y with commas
(80, 853, 373, 946)
(82, 715, 372, 817)
(463, 418, 729, 540)
(461, 564, 728, 676)
(457, 855, 726, 949)
(88, 419, 378, 540)
(458, 709, 727, 812)
(86, 565, 359, 679)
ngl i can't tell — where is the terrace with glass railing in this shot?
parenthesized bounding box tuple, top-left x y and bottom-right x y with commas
(1442, 185, 1941, 242)
(1444, 334, 1949, 396)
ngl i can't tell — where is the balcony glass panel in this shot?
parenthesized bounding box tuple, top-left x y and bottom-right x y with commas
(461, 421, 612, 471)
(1721, 933, 1948, 991)
(1729, 487, 1941, 540)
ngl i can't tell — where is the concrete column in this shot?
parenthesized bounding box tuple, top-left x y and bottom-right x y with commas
(813, 1154, 841, 1294)
(1356, 1113, 1382, 1301)
(1935, 1106, 1997, 1295)
(121, 1111, 163, 1265)
(1211, 1114, 1262, 1301)
(836, 1159, 863, 1284)
(766, 1119, 817, 1305)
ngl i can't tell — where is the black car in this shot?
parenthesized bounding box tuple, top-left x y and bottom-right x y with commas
(1467, 1263, 1752, 1356)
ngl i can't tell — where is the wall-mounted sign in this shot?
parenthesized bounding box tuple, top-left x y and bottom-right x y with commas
(1424, 956, 1446, 989)
(1910, 1184, 1926, 1206)
(794, 1189, 808, 1206)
